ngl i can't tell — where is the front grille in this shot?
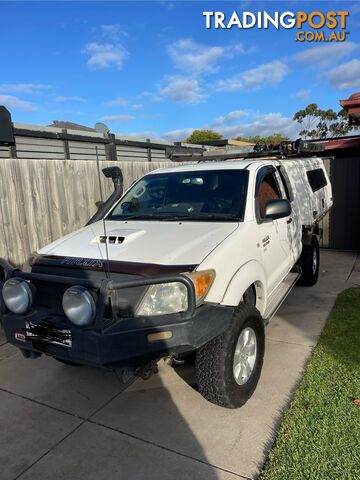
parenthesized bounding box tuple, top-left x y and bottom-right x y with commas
(32, 279, 67, 312)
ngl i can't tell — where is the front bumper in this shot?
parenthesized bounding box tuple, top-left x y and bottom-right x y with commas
(2, 303, 234, 367)
(0, 260, 235, 368)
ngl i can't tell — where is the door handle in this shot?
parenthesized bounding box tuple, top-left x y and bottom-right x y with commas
(287, 218, 293, 224)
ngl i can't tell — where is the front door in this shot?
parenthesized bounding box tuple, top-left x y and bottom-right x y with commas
(255, 166, 292, 295)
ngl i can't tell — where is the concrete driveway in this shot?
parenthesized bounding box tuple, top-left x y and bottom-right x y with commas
(0, 250, 357, 480)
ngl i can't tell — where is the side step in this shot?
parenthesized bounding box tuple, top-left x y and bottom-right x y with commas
(263, 265, 302, 324)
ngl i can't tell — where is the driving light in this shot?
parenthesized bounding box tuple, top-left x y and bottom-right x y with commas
(136, 282, 188, 317)
(2, 278, 33, 314)
(187, 270, 215, 304)
(62, 286, 95, 326)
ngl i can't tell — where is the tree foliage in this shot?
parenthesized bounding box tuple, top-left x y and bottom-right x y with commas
(293, 103, 354, 139)
(236, 134, 290, 144)
(186, 129, 223, 144)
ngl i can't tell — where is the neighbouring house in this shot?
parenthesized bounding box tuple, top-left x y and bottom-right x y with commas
(48, 120, 96, 132)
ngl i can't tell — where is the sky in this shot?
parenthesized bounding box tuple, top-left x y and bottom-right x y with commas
(0, 0, 359, 141)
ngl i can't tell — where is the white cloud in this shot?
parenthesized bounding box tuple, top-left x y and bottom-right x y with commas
(161, 127, 194, 141)
(217, 111, 299, 139)
(100, 114, 135, 123)
(132, 103, 144, 110)
(212, 110, 248, 126)
(293, 89, 311, 100)
(100, 24, 127, 41)
(83, 42, 128, 70)
(294, 42, 358, 68)
(0, 83, 51, 94)
(105, 98, 128, 107)
(328, 59, 360, 90)
(0, 95, 37, 112)
(162, 109, 300, 141)
(54, 95, 86, 103)
(167, 38, 246, 75)
(160, 1, 175, 10)
(159, 75, 206, 104)
(216, 60, 289, 92)
(115, 108, 301, 142)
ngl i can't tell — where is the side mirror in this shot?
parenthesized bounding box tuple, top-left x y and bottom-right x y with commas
(264, 199, 291, 220)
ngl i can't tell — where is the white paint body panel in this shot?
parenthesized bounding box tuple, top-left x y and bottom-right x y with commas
(39, 220, 238, 266)
(38, 156, 332, 315)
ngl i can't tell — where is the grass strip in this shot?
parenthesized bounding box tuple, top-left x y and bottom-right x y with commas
(261, 288, 360, 480)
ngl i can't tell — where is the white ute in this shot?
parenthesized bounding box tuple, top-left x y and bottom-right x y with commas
(1, 149, 332, 408)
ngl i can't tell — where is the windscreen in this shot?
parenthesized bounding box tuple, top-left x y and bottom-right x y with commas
(107, 169, 248, 222)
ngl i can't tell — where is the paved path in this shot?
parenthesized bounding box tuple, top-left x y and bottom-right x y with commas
(0, 251, 357, 480)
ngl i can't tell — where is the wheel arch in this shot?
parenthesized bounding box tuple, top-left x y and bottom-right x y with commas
(221, 260, 267, 315)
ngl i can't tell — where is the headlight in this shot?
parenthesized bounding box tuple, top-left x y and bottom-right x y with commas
(135, 270, 215, 317)
(2, 278, 33, 314)
(136, 282, 188, 317)
(62, 286, 95, 326)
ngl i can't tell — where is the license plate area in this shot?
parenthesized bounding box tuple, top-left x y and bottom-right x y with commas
(25, 321, 72, 348)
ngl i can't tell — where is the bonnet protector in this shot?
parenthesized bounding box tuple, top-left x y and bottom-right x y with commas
(31, 255, 198, 276)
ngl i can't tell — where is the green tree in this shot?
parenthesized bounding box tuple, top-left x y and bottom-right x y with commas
(293, 103, 354, 139)
(186, 129, 223, 144)
(235, 134, 290, 144)
(329, 109, 355, 137)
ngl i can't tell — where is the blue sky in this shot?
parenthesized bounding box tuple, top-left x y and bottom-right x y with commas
(0, 1, 359, 140)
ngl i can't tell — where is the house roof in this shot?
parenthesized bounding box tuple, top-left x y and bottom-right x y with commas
(340, 92, 360, 126)
(196, 139, 255, 147)
(48, 120, 96, 132)
(308, 134, 360, 158)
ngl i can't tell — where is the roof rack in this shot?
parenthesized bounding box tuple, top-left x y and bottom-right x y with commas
(165, 139, 325, 163)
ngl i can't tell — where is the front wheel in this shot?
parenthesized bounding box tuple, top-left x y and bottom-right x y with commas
(195, 304, 265, 409)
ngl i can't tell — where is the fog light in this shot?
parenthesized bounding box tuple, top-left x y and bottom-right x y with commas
(62, 286, 95, 326)
(2, 278, 33, 314)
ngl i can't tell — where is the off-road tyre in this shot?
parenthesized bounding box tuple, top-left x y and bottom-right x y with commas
(298, 235, 320, 286)
(195, 304, 265, 409)
(175, 287, 257, 368)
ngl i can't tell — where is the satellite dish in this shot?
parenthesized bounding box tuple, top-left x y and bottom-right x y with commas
(95, 122, 109, 134)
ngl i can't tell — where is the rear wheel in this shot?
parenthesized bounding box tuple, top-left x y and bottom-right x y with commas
(298, 235, 320, 286)
(195, 304, 265, 408)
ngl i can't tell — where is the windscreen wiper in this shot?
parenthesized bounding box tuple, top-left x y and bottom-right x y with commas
(109, 213, 240, 222)
(159, 214, 240, 222)
(109, 214, 161, 220)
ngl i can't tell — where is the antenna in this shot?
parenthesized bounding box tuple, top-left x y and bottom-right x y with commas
(95, 146, 110, 279)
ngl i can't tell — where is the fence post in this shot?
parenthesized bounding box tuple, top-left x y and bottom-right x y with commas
(9, 144, 17, 158)
(105, 133, 117, 161)
(146, 138, 151, 162)
(62, 129, 70, 159)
